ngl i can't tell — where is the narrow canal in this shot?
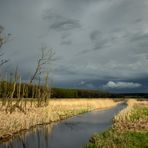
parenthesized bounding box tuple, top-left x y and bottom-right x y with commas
(0, 103, 126, 148)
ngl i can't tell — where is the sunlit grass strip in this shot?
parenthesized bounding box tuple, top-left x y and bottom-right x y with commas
(114, 99, 148, 122)
(0, 99, 117, 141)
(113, 100, 135, 122)
(84, 129, 148, 148)
(84, 99, 148, 148)
(113, 99, 148, 132)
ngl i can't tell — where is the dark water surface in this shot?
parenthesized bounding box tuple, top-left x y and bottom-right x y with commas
(0, 103, 126, 148)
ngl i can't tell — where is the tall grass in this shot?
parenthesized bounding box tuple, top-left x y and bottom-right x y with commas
(84, 99, 148, 148)
(113, 99, 148, 132)
(114, 99, 148, 122)
(0, 99, 117, 141)
(0, 72, 51, 113)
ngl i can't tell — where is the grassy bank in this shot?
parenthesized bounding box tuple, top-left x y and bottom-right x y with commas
(0, 99, 117, 142)
(84, 99, 148, 148)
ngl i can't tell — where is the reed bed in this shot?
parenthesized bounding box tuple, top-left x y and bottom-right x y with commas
(84, 99, 148, 148)
(114, 99, 148, 132)
(0, 99, 117, 141)
(114, 99, 137, 122)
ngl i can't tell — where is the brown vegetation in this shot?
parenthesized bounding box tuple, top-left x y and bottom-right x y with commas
(84, 99, 148, 148)
(114, 99, 148, 132)
(0, 99, 117, 142)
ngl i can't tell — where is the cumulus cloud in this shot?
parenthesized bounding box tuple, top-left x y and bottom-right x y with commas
(104, 81, 142, 89)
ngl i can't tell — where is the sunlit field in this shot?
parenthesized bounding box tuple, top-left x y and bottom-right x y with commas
(0, 98, 117, 142)
(84, 99, 148, 148)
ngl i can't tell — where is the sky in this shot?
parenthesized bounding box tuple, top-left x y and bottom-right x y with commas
(0, 0, 148, 93)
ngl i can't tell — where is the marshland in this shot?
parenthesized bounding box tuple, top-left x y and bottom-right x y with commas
(84, 99, 148, 148)
(0, 26, 122, 147)
(1, 0, 148, 147)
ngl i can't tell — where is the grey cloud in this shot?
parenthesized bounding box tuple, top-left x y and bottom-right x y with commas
(0, 0, 148, 92)
(79, 80, 95, 89)
(60, 0, 104, 8)
(50, 19, 80, 31)
(54, 65, 77, 75)
(89, 30, 109, 51)
(93, 39, 108, 50)
(133, 18, 142, 23)
(61, 40, 72, 45)
(130, 33, 148, 42)
(78, 49, 91, 55)
(129, 32, 148, 54)
(64, 0, 101, 2)
(90, 30, 101, 41)
(61, 32, 71, 39)
(43, 9, 81, 31)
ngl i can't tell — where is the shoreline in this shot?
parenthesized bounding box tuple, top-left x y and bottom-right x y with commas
(0, 99, 118, 143)
(84, 99, 148, 148)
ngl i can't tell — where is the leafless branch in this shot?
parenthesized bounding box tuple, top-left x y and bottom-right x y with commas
(30, 47, 55, 84)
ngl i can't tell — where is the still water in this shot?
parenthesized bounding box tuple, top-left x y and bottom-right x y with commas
(0, 103, 126, 148)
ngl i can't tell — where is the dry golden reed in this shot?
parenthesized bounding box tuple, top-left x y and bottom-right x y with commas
(0, 99, 117, 139)
(114, 99, 148, 121)
(114, 99, 148, 132)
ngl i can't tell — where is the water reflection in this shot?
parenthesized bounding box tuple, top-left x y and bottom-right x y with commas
(1, 124, 54, 148)
(0, 103, 126, 148)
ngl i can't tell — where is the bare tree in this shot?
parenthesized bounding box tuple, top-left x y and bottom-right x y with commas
(30, 47, 55, 84)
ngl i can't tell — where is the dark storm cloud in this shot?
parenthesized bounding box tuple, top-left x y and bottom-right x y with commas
(0, 0, 148, 92)
(43, 10, 81, 31)
(61, 40, 72, 45)
(133, 18, 143, 24)
(50, 19, 80, 31)
(88, 30, 109, 51)
(93, 39, 108, 50)
(130, 32, 148, 42)
(90, 30, 101, 41)
(61, 32, 71, 39)
(64, 0, 100, 2)
(128, 32, 148, 55)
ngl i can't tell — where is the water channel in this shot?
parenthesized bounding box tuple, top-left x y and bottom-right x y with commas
(0, 103, 126, 148)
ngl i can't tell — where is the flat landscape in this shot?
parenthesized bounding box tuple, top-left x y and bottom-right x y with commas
(0, 98, 117, 142)
(0, 0, 148, 147)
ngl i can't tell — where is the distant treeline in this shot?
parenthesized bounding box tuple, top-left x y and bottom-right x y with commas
(0, 81, 112, 98)
(51, 88, 148, 99)
(0, 81, 113, 98)
(0, 81, 148, 99)
(117, 93, 148, 99)
(51, 88, 113, 98)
